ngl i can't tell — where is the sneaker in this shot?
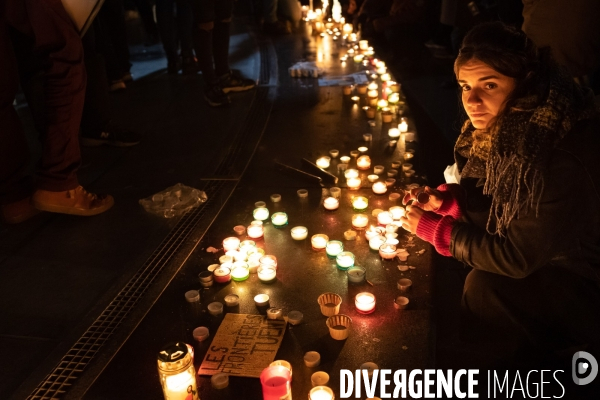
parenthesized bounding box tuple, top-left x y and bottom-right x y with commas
(219, 70, 256, 93)
(204, 85, 231, 107)
(1, 197, 40, 224)
(109, 79, 126, 92)
(32, 186, 114, 216)
(80, 129, 141, 147)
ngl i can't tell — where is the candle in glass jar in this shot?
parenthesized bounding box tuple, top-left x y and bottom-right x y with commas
(260, 366, 291, 400)
(344, 169, 359, 179)
(346, 266, 366, 283)
(222, 237, 240, 251)
(377, 99, 388, 108)
(231, 266, 249, 281)
(336, 251, 355, 270)
(399, 118, 408, 132)
(347, 177, 361, 190)
(388, 92, 400, 104)
(369, 235, 386, 251)
(372, 182, 387, 194)
(271, 212, 288, 228)
(379, 243, 397, 259)
(356, 155, 371, 170)
(377, 211, 394, 225)
(213, 266, 231, 283)
(259, 255, 277, 270)
(365, 225, 384, 240)
(388, 128, 400, 139)
(323, 196, 339, 210)
(316, 156, 331, 169)
(247, 221, 264, 239)
(257, 265, 277, 283)
(355, 292, 376, 314)
(309, 386, 334, 400)
(352, 214, 369, 229)
(253, 207, 270, 221)
(325, 240, 344, 258)
(290, 226, 308, 240)
(352, 196, 368, 211)
(311, 234, 329, 250)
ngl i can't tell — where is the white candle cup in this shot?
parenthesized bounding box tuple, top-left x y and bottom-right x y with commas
(357, 155, 371, 170)
(342, 85, 353, 95)
(297, 189, 308, 198)
(377, 211, 394, 226)
(344, 169, 359, 179)
(211, 373, 229, 389)
(367, 174, 379, 183)
(317, 292, 342, 316)
(404, 169, 415, 178)
(311, 373, 331, 388)
(402, 163, 413, 172)
(257, 265, 277, 283)
(193, 326, 209, 342)
(389, 192, 401, 202)
(290, 226, 308, 240)
(247, 220, 264, 239)
(219, 255, 233, 264)
(351, 95, 360, 102)
(344, 229, 357, 240)
(360, 362, 379, 377)
(387, 169, 398, 177)
(352, 214, 369, 230)
(388, 128, 400, 139)
(355, 292, 376, 314)
(311, 234, 329, 250)
(304, 351, 321, 367)
(372, 181, 387, 194)
(222, 237, 240, 251)
(329, 187, 341, 198)
(389, 206, 406, 220)
(397, 278, 413, 292)
(385, 178, 396, 187)
(358, 146, 368, 153)
(239, 239, 256, 251)
(352, 196, 368, 211)
(286, 310, 304, 325)
(233, 225, 246, 235)
(323, 196, 339, 210)
(339, 156, 351, 164)
(399, 118, 408, 132)
(316, 156, 331, 169)
(271, 212, 288, 228)
(394, 296, 410, 310)
(325, 240, 344, 258)
(207, 302, 224, 316)
(254, 294, 270, 307)
(363, 133, 373, 142)
(373, 165, 385, 174)
(259, 255, 277, 270)
(346, 266, 366, 283)
(253, 207, 270, 221)
(350, 150, 360, 158)
(369, 235, 387, 251)
(347, 177, 361, 190)
(379, 243, 397, 260)
(326, 314, 352, 340)
(309, 386, 334, 400)
(359, 40, 369, 50)
(267, 307, 283, 320)
(329, 149, 339, 158)
(336, 251, 355, 270)
(224, 294, 240, 307)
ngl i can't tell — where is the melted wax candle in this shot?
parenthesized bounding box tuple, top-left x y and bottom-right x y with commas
(355, 292, 376, 314)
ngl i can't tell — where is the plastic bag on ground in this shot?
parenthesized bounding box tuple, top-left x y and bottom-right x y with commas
(139, 183, 207, 218)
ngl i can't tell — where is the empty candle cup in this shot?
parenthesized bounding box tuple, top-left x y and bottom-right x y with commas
(329, 149, 339, 158)
(373, 165, 385, 174)
(355, 292, 376, 314)
(287, 310, 304, 325)
(350, 150, 360, 158)
(363, 133, 373, 142)
(326, 314, 352, 340)
(317, 292, 342, 316)
(304, 351, 321, 367)
(344, 230, 357, 240)
(290, 226, 308, 240)
(193, 326, 209, 342)
(311, 372, 330, 387)
(247, 220, 264, 239)
(297, 189, 308, 198)
(385, 178, 396, 187)
(329, 187, 341, 198)
(394, 296, 410, 309)
(404, 169, 415, 178)
(233, 225, 246, 235)
(397, 278, 413, 292)
(207, 302, 224, 316)
(391, 161, 401, 169)
(367, 174, 379, 183)
(346, 266, 366, 283)
(224, 294, 240, 307)
(402, 163, 413, 172)
(270, 193, 281, 203)
(336, 251, 355, 270)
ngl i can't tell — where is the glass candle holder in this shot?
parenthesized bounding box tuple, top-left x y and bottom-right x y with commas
(247, 220, 264, 239)
(311, 234, 329, 250)
(365, 225, 384, 240)
(290, 226, 308, 240)
(372, 182, 387, 194)
(257, 265, 277, 283)
(389, 206, 405, 220)
(352, 196, 368, 211)
(213, 266, 231, 283)
(222, 237, 240, 252)
(157, 343, 199, 400)
(352, 214, 369, 230)
(369, 235, 386, 251)
(347, 177, 361, 190)
(260, 366, 291, 400)
(309, 386, 334, 400)
(399, 118, 408, 132)
(356, 155, 371, 170)
(239, 240, 256, 252)
(325, 240, 344, 258)
(377, 211, 394, 225)
(346, 266, 366, 283)
(271, 212, 288, 228)
(355, 292, 376, 314)
(253, 207, 270, 221)
(323, 197, 339, 210)
(316, 156, 331, 169)
(379, 243, 397, 260)
(336, 251, 355, 270)
(259, 255, 277, 270)
(344, 169, 359, 179)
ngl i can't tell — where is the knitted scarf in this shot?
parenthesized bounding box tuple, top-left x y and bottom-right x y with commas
(454, 65, 598, 236)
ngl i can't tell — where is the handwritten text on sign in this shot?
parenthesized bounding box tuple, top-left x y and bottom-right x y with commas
(198, 314, 287, 378)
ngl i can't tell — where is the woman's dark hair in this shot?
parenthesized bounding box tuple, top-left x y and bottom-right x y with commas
(454, 22, 555, 124)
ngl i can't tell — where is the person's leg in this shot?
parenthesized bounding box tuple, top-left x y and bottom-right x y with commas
(100, 0, 132, 78)
(175, 0, 197, 74)
(156, 0, 180, 73)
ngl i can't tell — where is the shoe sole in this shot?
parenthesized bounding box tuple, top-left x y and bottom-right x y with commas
(204, 95, 230, 107)
(32, 197, 115, 216)
(80, 137, 140, 147)
(222, 85, 256, 94)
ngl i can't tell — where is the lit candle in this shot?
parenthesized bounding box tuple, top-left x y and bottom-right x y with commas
(254, 294, 270, 307)
(346, 177, 361, 190)
(352, 214, 369, 229)
(260, 366, 291, 400)
(309, 386, 334, 400)
(359, 40, 369, 50)
(351, 95, 360, 102)
(358, 146, 368, 153)
(372, 182, 387, 194)
(239, 240, 256, 252)
(377, 99, 388, 108)
(367, 89, 378, 98)
(157, 343, 199, 400)
(247, 220, 264, 239)
(381, 73, 391, 82)
(375, 60, 386, 69)
(356, 84, 367, 94)
(316, 156, 331, 169)
(365, 225, 384, 240)
(222, 237, 240, 251)
(369, 235, 386, 251)
(259, 255, 277, 270)
(336, 251, 355, 270)
(355, 292, 376, 314)
(389, 206, 405, 220)
(323, 196, 339, 210)
(367, 82, 378, 91)
(388, 128, 400, 139)
(253, 207, 269, 221)
(346, 266, 366, 283)
(342, 23, 353, 34)
(367, 174, 378, 183)
(399, 118, 408, 132)
(271, 212, 288, 228)
(219, 255, 233, 264)
(377, 66, 387, 75)
(340, 155, 351, 164)
(291, 226, 308, 240)
(353, 54, 364, 63)
(213, 266, 231, 283)
(356, 155, 371, 170)
(379, 243, 397, 259)
(377, 211, 394, 225)
(270, 360, 292, 378)
(311, 234, 329, 250)
(325, 240, 344, 258)
(352, 196, 368, 211)
(258, 266, 277, 283)
(388, 92, 400, 103)
(344, 169, 359, 179)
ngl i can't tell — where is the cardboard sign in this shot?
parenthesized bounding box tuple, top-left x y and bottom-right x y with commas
(198, 314, 287, 377)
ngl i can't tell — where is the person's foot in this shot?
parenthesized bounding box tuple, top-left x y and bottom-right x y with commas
(204, 84, 230, 107)
(181, 56, 198, 75)
(219, 70, 256, 93)
(0, 197, 40, 224)
(32, 186, 114, 216)
(109, 79, 126, 92)
(80, 128, 141, 147)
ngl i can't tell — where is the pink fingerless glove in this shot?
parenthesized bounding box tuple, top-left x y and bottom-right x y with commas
(416, 211, 456, 257)
(435, 183, 465, 220)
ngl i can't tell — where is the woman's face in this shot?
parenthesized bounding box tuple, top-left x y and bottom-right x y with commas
(457, 59, 516, 129)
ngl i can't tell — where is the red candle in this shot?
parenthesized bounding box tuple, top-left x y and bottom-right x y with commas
(260, 366, 291, 400)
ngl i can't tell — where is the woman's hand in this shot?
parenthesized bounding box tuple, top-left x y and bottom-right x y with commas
(402, 186, 444, 212)
(400, 204, 425, 234)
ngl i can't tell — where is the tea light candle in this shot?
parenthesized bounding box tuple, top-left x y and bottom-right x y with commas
(329, 149, 339, 158)
(379, 243, 397, 259)
(316, 156, 331, 169)
(367, 174, 379, 183)
(304, 351, 321, 367)
(213, 266, 231, 283)
(385, 178, 396, 187)
(344, 169, 359, 179)
(222, 237, 240, 251)
(253, 207, 270, 221)
(394, 296, 410, 309)
(367, 89, 378, 98)
(219, 255, 233, 264)
(369, 235, 386, 251)
(257, 265, 277, 283)
(247, 220, 264, 239)
(377, 99, 388, 108)
(267, 307, 283, 320)
(352, 214, 369, 229)
(355, 292, 376, 314)
(297, 189, 308, 198)
(367, 82, 378, 91)
(271, 212, 288, 228)
(346, 266, 366, 283)
(363, 133, 372, 141)
(342, 85, 353, 95)
(231, 265, 249, 281)
(323, 196, 339, 210)
(344, 229, 357, 240)
(399, 118, 408, 132)
(311, 234, 329, 250)
(287, 311, 304, 325)
(224, 294, 240, 307)
(329, 187, 341, 198)
(388, 128, 400, 139)
(377, 211, 394, 225)
(365, 225, 384, 240)
(397, 278, 413, 292)
(310, 386, 334, 400)
(259, 255, 277, 270)
(372, 182, 387, 194)
(353, 54, 364, 63)
(381, 73, 391, 82)
(347, 177, 361, 190)
(208, 301, 224, 316)
(291, 226, 308, 240)
(325, 240, 344, 258)
(311, 372, 330, 387)
(193, 326, 210, 342)
(387, 169, 398, 177)
(359, 40, 369, 50)
(260, 365, 291, 400)
(239, 240, 256, 251)
(389, 192, 401, 202)
(357, 155, 371, 170)
(352, 196, 368, 211)
(351, 95, 360, 102)
(254, 294, 270, 307)
(340, 156, 351, 164)
(336, 251, 355, 270)
(404, 169, 415, 178)
(389, 206, 405, 220)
